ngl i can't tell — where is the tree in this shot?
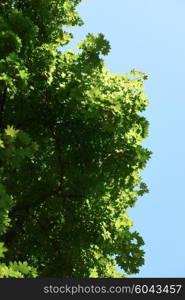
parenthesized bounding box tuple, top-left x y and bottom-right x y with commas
(0, 0, 152, 278)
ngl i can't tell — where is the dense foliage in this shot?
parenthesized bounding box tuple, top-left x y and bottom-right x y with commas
(0, 0, 152, 277)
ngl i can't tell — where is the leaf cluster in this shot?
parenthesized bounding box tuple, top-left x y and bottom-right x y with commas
(0, 0, 152, 278)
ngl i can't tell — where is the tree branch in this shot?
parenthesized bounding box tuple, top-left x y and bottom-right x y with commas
(11, 191, 84, 213)
(0, 87, 7, 133)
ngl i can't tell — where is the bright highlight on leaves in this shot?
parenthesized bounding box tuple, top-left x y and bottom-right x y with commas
(5, 125, 19, 137)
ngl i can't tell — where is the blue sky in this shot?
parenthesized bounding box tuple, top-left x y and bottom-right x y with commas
(66, 0, 185, 277)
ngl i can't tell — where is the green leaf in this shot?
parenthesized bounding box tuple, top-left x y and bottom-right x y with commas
(5, 125, 19, 138)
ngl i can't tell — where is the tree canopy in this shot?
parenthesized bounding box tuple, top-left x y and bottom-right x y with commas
(0, 0, 152, 277)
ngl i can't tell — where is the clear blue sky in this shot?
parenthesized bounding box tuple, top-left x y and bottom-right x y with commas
(66, 0, 185, 277)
